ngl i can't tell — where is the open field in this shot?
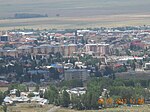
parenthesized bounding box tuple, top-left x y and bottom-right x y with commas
(0, 14, 150, 30)
(56, 105, 150, 112)
(0, 103, 53, 112)
(0, 0, 150, 30)
(0, 104, 149, 112)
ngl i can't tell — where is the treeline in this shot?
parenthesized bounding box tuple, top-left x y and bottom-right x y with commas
(44, 78, 150, 110)
(14, 13, 48, 19)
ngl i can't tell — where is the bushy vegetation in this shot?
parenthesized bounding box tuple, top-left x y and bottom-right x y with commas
(8, 84, 28, 92)
(0, 78, 149, 110)
(0, 91, 4, 105)
(43, 78, 150, 110)
(59, 80, 83, 88)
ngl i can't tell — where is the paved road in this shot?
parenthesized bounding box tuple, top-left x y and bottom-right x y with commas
(47, 106, 60, 112)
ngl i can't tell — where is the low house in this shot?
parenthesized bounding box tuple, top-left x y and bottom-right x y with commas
(64, 63, 73, 69)
(0, 80, 9, 86)
(75, 62, 87, 69)
(30, 96, 49, 105)
(3, 96, 30, 104)
(10, 89, 18, 95)
(66, 87, 86, 96)
(144, 63, 150, 70)
(3, 93, 48, 105)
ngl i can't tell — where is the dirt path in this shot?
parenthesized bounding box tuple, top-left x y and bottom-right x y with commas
(47, 106, 60, 112)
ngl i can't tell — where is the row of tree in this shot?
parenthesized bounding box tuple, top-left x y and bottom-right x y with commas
(42, 78, 150, 110)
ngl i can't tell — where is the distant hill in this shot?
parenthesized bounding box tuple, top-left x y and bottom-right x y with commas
(0, 0, 150, 18)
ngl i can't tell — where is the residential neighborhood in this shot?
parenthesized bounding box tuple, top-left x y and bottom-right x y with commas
(0, 0, 150, 111)
(0, 27, 150, 84)
(0, 26, 150, 111)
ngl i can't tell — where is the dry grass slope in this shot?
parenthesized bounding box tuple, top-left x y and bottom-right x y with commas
(56, 105, 150, 112)
(0, 15, 150, 30)
(0, 103, 149, 112)
(0, 103, 53, 112)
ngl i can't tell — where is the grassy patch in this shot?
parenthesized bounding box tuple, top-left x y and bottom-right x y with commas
(55, 105, 150, 112)
(0, 87, 8, 92)
(5, 103, 53, 112)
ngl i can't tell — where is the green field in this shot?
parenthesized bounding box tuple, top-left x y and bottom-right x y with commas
(0, 0, 150, 30)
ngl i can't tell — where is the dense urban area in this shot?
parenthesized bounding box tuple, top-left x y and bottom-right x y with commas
(0, 26, 150, 111)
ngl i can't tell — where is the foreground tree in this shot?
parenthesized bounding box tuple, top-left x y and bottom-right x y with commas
(44, 85, 59, 104)
(61, 89, 70, 107)
(0, 91, 4, 105)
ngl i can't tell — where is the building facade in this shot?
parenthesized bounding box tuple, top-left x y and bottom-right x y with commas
(85, 43, 109, 56)
(64, 69, 89, 81)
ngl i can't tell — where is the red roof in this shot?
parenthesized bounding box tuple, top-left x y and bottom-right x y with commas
(114, 64, 123, 68)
